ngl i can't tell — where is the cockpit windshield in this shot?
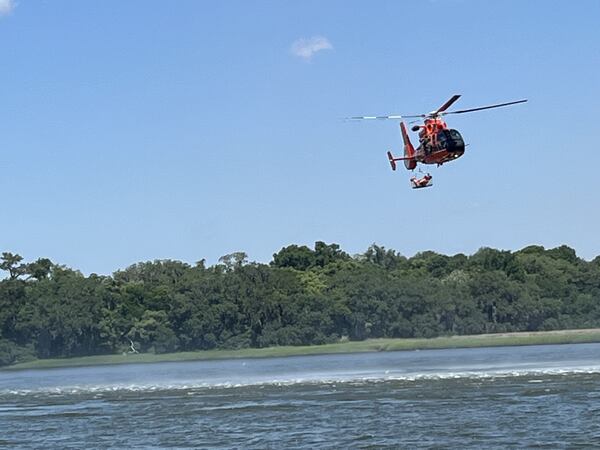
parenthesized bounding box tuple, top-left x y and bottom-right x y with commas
(437, 129, 465, 152)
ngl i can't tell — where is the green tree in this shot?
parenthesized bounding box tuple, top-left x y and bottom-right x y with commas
(24, 258, 53, 281)
(127, 310, 179, 354)
(0, 252, 25, 280)
(314, 241, 349, 267)
(218, 252, 248, 271)
(272, 245, 316, 270)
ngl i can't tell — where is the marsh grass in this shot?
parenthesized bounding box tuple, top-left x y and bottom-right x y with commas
(5, 328, 600, 371)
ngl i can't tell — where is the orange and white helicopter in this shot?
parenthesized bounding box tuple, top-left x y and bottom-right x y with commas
(350, 95, 527, 188)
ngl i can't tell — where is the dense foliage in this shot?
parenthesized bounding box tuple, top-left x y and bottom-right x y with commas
(1, 244, 599, 366)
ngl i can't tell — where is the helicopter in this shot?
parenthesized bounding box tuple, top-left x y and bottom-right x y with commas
(350, 95, 527, 188)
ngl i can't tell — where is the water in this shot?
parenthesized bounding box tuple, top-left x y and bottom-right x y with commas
(1, 343, 600, 449)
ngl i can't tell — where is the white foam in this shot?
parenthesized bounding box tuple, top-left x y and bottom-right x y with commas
(2, 365, 600, 397)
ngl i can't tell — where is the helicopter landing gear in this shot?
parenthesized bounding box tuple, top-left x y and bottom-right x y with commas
(410, 170, 433, 189)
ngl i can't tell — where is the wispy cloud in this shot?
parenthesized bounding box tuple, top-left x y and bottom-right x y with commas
(0, 0, 15, 17)
(290, 36, 333, 61)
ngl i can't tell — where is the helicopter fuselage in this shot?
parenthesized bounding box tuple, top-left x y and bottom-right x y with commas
(413, 118, 465, 166)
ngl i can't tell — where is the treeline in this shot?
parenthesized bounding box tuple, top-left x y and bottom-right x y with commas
(1, 243, 599, 366)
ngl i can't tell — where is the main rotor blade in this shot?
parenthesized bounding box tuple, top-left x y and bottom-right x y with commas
(433, 94, 461, 114)
(442, 99, 528, 115)
(347, 115, 403, 120)
(347, 114, 424, 120)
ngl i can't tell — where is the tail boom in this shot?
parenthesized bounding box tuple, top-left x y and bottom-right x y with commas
(387, 150, 416, 171)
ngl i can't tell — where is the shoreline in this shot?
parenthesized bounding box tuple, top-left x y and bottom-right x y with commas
(4, 328, 600, 371)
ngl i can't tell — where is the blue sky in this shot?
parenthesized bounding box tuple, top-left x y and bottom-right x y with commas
(1, 0, 599, 274)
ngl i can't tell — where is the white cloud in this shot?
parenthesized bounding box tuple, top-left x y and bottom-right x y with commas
(0, 0, 15, 17)
(290, 36, 333, 61)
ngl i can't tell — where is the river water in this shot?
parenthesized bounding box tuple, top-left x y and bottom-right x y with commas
(1, 343, 600, 449)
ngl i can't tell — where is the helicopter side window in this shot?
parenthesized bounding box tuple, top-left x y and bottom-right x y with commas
(448, 130, 464, 143)
(448, 130, 461, 140)
(437, 131, 447, 149)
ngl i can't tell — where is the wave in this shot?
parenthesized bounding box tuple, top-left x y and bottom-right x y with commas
(2, 365, 600, 397)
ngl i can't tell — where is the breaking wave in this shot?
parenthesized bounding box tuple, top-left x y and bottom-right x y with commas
(3, 365, 600, 397)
